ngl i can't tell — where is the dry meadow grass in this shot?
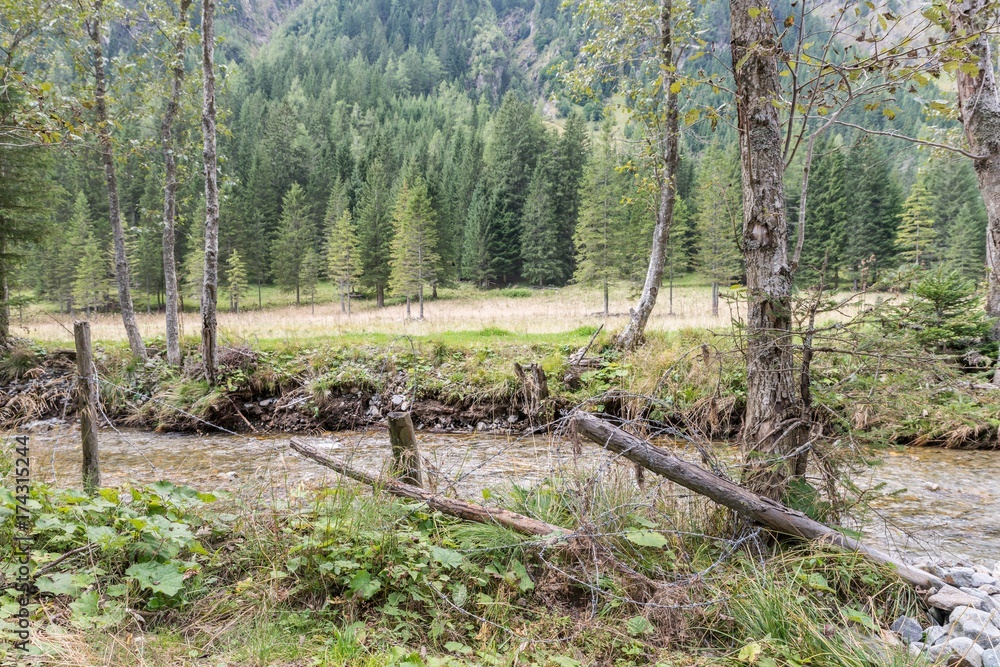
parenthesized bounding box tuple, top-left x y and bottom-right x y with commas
(15, 281, 890, 345)
(17, 283, 740, 345)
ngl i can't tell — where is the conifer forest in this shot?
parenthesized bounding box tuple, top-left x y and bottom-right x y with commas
(3, 0, 1000, 665)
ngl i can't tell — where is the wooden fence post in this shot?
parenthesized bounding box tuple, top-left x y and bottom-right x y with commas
(74, 321, 100, 494)
(387, 411, 422, 487)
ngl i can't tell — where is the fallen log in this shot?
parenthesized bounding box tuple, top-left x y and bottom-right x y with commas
(289, 438, 569, 539)
(571, 411, 944, 590)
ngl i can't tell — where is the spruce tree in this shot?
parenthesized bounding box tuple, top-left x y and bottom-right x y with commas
(183, 214, 205, 307)
(389, 178, 439, 319)
(271, 183, 313, 304)
(844, 141, 902, 284)
(225, 250, 249, 313)
(520, 166, 562, 287)
(799, 136, 849, 285)
(896, 180, 938, 268)
(357, 160, 394, 306)
(573, 124, 628, 315)
(695, 144, 742, 316)
(59, 193, 92, 312)
(73, 234, 111, 317)
(549, 112, 588, 279)
(946, 202, 988, 280)
(327, 210, 363, 313)
(462, 183, 497, 286)
(299, 248, 321, 313)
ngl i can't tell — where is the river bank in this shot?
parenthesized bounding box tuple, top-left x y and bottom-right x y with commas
(2, 325, 999, 449)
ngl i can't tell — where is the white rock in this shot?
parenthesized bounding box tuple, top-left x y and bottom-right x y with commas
(927, 624, 955, 646)
(931, 585, 988, 612)
(974, 573, 1000, 588)
(983, 648, 1000, 667)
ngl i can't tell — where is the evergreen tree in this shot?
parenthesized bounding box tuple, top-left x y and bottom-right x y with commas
(462, 183, 497, 286)
(389, 178, 439, 319)
(946, 202, 988, 280)
(520, 166, 562, 286)
(271, 183, 313, 304)
(57, 193, 93, 312)
(844, 141, 902, 284)
(225, 250, 249, 313)
(896, 179, 938, 268)
(327, 210, 363, 313)
(695, 144, 742, 316)
(573, 124, 629, 315)
(665, 196, 694, 316)
(299, 248, 321, 313)
(73, 233, 111, 316)
(799, 136, 849, 285)
(357, 160, 394, 306)
(549, 111, 588, 279)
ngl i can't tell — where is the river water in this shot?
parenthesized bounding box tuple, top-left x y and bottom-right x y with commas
(11, 426, 999, 566)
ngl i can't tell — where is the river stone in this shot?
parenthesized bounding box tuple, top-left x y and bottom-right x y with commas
(909, 641, 925, 658)
(932, 586, 988, 612)
(983, 648, 1000, 667)
(950, 569, 981, 589)
(891, 616, 924, 644)
(974, 573, 999, 588)
(963, 589, 1000, 614)
(951, 607, 1000, 649)
(928, 624, 956, 646)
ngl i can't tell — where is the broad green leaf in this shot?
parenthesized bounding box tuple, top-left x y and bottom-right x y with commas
(125, 562, 184, 596)
(430, 546, 464, 569)
(625, 530, 669, 548)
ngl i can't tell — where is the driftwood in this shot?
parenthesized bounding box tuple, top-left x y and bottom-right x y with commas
(571, 412, 945, 590)
(289, 438, 568, 539)
(387, 411, 422, 487)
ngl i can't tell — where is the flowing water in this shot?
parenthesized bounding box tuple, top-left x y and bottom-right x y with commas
(11, 426, 1000, 566)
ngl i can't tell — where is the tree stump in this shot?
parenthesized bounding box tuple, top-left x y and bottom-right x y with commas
(388, 411, 422, 487)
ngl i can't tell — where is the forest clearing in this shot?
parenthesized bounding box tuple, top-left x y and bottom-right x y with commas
(4, 0, 1000, 664)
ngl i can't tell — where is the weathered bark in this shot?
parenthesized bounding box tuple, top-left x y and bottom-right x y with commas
(377, 284, 385, 308)
(89, 2, 146, 360)
(161, 0, 191, 367)
(200, 0, 219, 385)
(730, 0, 803, 499)
(513, 362, 549, 416)
(387, 411, 422, 487)
(614, 0, 679, 351)
(289, 438, 568, 538)
(948, 0, 1000, 365)
(0, 262, 8, 347)
(571, 412, 944, 590)
(74, 321, 101, 494)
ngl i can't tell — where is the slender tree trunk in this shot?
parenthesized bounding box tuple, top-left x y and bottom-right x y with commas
(419, 284, 424, 319)
(406, 296, 411, 319)
(603, 278, 609, 316)
(377, 283, 385, 308)
(200, 0, 219, 385)
(347, 285, 351, 314)
(730, 0, 803, 500)
(711, 280, 719, 316)
(257, 278, 262, 309)
(161, 0, 191, 367)
(340, 282, 346, 313)
(0, 268, 8, 347)
(949, 0, 1000, 379)
(89, 3, 146, 360)
(614, 0, 679, 351)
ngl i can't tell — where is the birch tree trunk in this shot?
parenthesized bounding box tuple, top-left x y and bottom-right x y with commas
(200, 0, 219, 385)
(614, 0, 679, 351)
(730, 0, 803, 499)
(89, 1, 146, 360)
(949, 0, 1000, 355)
(161, 0, 191, 367)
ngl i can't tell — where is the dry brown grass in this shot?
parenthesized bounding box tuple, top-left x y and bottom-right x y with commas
(17, 283, 737, 345)
(15, 282, 894, 346)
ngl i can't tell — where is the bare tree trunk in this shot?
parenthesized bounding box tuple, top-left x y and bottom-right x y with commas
(0, 268, 8, 347)
(161, 0, 191, 367)
(949, 0, 1000, 378)
(571, 412, 944, 590)
(615, 0, 679, 351)
(377, 283, 385, 308)
(405, 295, 411, 319)
(603, 278, 609, 316)
(419, 284, 424, 319)
(200, 0, 219, 385)
(711, 281, 719, 316)
(730, 0, 802, 499)
(89, 2, 146, 360)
